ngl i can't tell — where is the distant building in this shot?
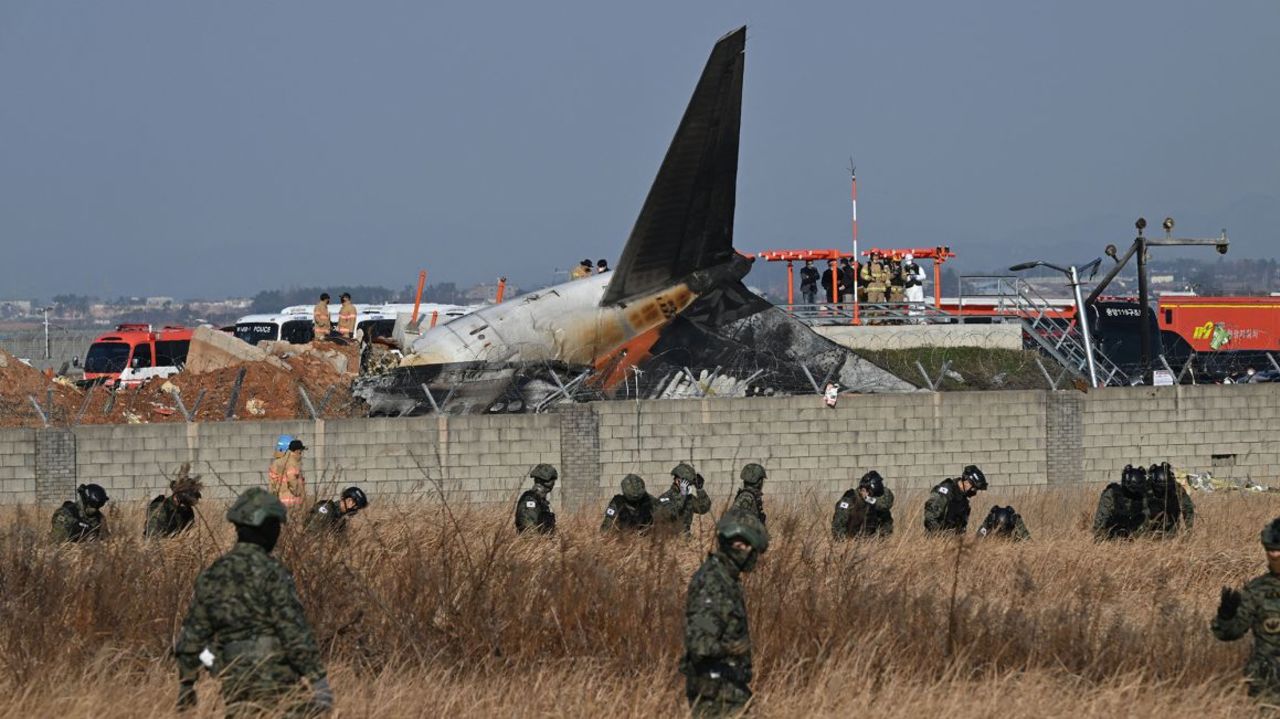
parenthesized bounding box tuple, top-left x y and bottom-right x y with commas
(0, 300, 33, 316)
(145, 296, 175, 308)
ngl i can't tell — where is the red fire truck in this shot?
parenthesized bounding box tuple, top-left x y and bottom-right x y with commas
(82, 324, 193, 387)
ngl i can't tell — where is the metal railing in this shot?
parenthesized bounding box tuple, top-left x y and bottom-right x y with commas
(777, 302, 956, 326)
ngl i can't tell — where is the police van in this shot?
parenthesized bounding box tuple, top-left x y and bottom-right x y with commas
(233, 303, 477, 346)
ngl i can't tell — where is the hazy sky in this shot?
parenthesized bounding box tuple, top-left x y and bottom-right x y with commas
(2, 1, 1278, 300)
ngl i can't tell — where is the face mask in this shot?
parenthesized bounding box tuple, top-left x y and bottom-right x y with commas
(721, 541, 758, 572)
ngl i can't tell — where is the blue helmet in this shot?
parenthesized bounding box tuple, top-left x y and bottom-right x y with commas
(276, 435, 295, 452)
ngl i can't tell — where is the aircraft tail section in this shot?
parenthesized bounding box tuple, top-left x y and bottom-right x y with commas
(601, 26, 745, 306)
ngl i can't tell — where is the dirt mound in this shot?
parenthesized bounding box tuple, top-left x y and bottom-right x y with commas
(0, 348, 84, 427)
(75, 343, 365, 425)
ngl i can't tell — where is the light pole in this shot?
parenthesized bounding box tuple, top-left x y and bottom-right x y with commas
(1010, 259, 1103, 388)
(42, 306, 53, 360)
(1086, 217, 1228, 384)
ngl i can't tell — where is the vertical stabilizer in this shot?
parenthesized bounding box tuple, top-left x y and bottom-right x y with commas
(601, 26, 745, 306)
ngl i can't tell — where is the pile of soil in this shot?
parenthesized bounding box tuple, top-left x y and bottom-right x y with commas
(0, 349, 84, 427)
(79, 348, 364, 425)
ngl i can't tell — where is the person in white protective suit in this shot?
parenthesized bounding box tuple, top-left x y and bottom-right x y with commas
(902, 254, 928, 320)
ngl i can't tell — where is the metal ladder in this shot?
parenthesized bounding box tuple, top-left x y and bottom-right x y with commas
(1000, 279, 1128, 386)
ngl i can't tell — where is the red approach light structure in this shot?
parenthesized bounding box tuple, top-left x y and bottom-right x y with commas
(755, 245, 956, 323)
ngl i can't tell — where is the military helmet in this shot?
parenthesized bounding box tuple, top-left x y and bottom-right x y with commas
(962, 465, 988, 490)
(226, 487, 288, 527)
(740, 463, 766, 488)
(621, 474, 646, 501)
(341, 485, 369, 510)
(1121, 464, 1147, 494)
(988, 505, 1016, 531)
(1262, 518, 1280, 550)
(716, 509, 770, 554)
(78, 483, 109, 509)
(1149, 463, 1170, 485)
(529, 463, 558, 483)
(859, 470, 885, 497)
(672, 463, 697, 482)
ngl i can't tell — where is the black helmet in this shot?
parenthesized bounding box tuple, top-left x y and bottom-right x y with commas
(341, 486, 369, 510)
(1121, 464, 1147, 494)
(858, 470, 885, 497)
(987, 505, 1016, 533)
(78, 483, 109, 509)
(962, 465, 987, 491)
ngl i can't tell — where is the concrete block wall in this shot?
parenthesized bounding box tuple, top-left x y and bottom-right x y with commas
(1081, 384, 1280, 485)
(593, 391, 1047, 505)
(1, 383, 1278, 507)
(0, 429, 37, 504)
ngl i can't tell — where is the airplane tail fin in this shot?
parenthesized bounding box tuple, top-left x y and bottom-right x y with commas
(601, 26, 745, 306)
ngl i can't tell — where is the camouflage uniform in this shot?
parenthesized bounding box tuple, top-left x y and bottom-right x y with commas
(51, 484, 109, 543)
(729, 464, 767, 525)
(601, 474, 656, 533)
(145, 465, 202, 539)
(145, 496, 196, 538)
(681, 512, 769, 717)
(976, 505, 1031, 541)
(1144, 463, 1195, 536)
(515, 464, 557, 534)
(656, 463, 711, 535)
(831, 486, 895, 538)
(175, 488, 328, 716)
(1212, 519, 1280, 705)
(306, 500, 347, 534)
(1093, 467, 1148, 540)
(923, 478, 971, 535)
(51, 500, 107, 543)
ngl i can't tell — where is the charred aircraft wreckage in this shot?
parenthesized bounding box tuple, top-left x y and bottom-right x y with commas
(355, 27, 915, 415)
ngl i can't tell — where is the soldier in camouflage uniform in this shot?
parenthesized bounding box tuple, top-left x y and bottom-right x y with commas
(729, 464, 767, 525)
(174, 487, 332, 715)
(601, 474, 657, 533)
(1093, 465, 1149, 540)
(656, 463, 712, 535)
(145, 464, 204, 539)
(976, 505, 1031, 541)
(1213, 517, 1280, 706)
(923, 465, 987, 535)
(515, 463, 557, 534)
(305, 486, 368, 535)
(681, 510, 770, 717)
(832, 470, 895, 538)
(1144, 461, 1195, 536)
(51, 483, 110, 543)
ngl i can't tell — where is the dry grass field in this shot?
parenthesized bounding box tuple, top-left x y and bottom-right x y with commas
(0, 484, 1277, 718)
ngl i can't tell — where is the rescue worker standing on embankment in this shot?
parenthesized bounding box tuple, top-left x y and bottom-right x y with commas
(313, 293, 332, 339)
(336, 292, 357, 340)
